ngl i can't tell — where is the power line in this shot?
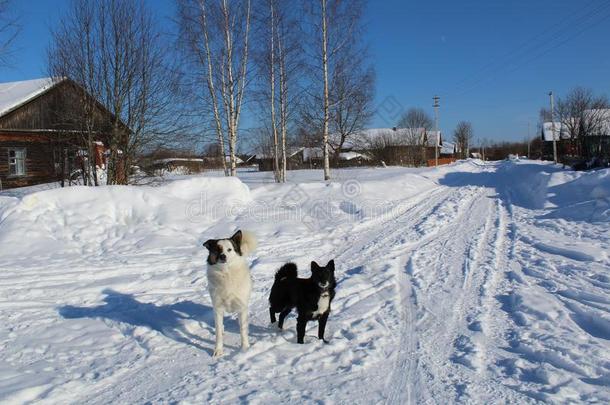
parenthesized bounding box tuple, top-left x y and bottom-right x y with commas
(444, 1, 610, 98)
(448, 0, 607, 93)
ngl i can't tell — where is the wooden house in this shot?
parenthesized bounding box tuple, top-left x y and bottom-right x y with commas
(337, 128, 444, 167)
(0, 77, 124, 189)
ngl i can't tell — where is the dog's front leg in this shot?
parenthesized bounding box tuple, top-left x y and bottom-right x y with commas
(318, 311, 330, 343)
(213, 308, 224, 357)
(238, 309, 250, 350)
(296, 316, 307, 344)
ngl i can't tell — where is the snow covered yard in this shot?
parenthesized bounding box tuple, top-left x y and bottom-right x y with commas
(0, 160, 609, 404)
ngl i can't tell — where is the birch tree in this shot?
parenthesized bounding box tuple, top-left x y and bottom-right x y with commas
(269, 0, 280, 181)
(321, 0, 331, 180)
(178, 0, 252, 177)
(303, 0, 370, 180)
(251, 0, 303, 182)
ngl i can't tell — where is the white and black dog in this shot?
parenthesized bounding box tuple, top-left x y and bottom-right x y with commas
(203, 230, 257, 357)
(269, 260, 336, 344)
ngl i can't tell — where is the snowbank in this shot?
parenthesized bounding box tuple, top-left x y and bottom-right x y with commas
(0, 177, 251, 263)
(543, 168, 610, 222)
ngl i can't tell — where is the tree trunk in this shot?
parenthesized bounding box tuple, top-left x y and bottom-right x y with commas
(200, 0, 228, 176)
(321, 0, 330, 181)
(269, 0, 280, 182)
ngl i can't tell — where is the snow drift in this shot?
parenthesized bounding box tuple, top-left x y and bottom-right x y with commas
(0, 177, 251, 263)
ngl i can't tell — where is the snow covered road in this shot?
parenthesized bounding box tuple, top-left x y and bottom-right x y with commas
(1, 160, 609, 404)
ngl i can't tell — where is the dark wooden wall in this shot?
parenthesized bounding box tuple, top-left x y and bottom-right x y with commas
(0, 137, 57, 189)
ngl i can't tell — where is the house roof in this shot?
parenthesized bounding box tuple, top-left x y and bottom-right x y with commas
(339, 151, 371, 161)
(585, 109, 610, 136)
(302, 147, 324, 161)
(226, 155, 244, 164)
(542, 110, 610, 141)
(340, 128, 443, 149)
(542, 122, 570, 141)
(153, 158, 205, 164)
(0, 77, 63, 118)
(440, 140, 456, 155)
(256, 147, 305, 160)
(425, 130, 442, 147)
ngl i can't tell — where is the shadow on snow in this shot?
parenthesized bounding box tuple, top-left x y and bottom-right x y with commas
(58, 288, 269, 355)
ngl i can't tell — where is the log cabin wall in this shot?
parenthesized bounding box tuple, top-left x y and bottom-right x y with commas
(0, 79, 117, 189)
(0, 135, 58, 189)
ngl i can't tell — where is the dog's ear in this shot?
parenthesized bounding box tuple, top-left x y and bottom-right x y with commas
(311, 261, 320, 271)
(327, 259, 335, 272)
(203, 239, 216, 250)
(231, 230, 242, 247)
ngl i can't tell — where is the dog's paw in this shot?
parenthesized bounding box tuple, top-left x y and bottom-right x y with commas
(241, 342, 250, 351)
(213, 348, 224, 358)
(322, 339, 330, 344)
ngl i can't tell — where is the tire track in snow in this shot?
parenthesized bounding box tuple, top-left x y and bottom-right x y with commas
(240, 183, 481, 403)
(332, 183, 489, 403)
(383, 257, 433, 405)
(405, 182, 526, 403)
(412, 191, 493, 399)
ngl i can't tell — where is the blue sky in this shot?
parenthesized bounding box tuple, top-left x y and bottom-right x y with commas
(1, 0, 610, 142)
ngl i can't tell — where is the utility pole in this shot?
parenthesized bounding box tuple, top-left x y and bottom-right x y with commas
(527, 121, 531, 159)
(433, 95, 440, 166)
(549, 91, 558, 164)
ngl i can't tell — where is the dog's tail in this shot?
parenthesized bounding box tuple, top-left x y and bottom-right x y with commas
(240, 230, 257, 255)
(274, 262, 297, 282)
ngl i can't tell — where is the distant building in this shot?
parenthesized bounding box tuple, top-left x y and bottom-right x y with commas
(342, 127, 446, 166)
(542, 110, 610, 161)
(255, 127, 454, 171)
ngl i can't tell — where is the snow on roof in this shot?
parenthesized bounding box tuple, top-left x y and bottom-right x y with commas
(339, 151, 370, 161)
(344, 128, 442, 149)
(542, 122, 570, 141)
(302, 147, 324, 161)
(0, 77, 62, 117)
(542, 111, 610, 141)
(425, 130, 442, 147)
(256, 147, 304, 160)
(225, 155, 244, 164)
(154, 158, 205, 164)
(440, 141, 456, 155)
(584, 109, 610, 136)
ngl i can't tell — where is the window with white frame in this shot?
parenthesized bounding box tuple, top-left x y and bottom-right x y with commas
(8, 148, 26, 176)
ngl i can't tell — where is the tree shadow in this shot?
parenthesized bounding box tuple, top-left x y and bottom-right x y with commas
(58, 289, 270, 355)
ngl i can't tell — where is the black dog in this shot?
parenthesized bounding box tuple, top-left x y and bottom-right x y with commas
(269, 260, 336, 344)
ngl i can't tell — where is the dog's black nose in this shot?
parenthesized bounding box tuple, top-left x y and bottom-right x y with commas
(219, 253, 227, 261)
